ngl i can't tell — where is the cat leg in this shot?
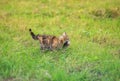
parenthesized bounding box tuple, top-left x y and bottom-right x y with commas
(40, 44, 45, 50)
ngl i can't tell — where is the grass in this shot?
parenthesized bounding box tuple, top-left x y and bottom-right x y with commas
(0, 0, 120, 81)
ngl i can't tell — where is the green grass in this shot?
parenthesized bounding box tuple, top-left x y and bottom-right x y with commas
(0, 0, 120, 81)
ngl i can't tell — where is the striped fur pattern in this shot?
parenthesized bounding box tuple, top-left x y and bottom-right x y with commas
(29, 29, 70, 50)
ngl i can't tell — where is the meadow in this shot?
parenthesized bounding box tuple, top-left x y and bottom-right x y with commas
(0, 0, 120, 81)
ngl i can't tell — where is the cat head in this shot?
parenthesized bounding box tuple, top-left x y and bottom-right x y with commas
(59, 32, 70, 47)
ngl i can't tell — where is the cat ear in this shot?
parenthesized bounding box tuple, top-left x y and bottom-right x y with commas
(63, 32, 66, 36)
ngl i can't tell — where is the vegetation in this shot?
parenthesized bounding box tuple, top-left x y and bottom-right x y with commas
(0, 0, 120, 81)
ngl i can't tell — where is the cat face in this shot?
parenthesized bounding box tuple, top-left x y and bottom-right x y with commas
(60, 32, 70, 47)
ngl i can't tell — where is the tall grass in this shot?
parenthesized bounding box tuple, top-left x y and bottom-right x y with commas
(0, 0, 120, 81)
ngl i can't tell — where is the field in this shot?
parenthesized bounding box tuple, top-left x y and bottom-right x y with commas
(0, 0, 120, 81)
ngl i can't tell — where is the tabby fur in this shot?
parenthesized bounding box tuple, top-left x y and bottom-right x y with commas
(29, 29, 70, 50)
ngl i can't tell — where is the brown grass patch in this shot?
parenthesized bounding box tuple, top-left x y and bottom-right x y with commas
(91, 7, 120, 18)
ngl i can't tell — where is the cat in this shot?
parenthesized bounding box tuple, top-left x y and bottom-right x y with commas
(29, 29, 70, 50)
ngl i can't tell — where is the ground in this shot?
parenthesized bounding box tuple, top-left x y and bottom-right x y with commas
(0, 0, 120, 81)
